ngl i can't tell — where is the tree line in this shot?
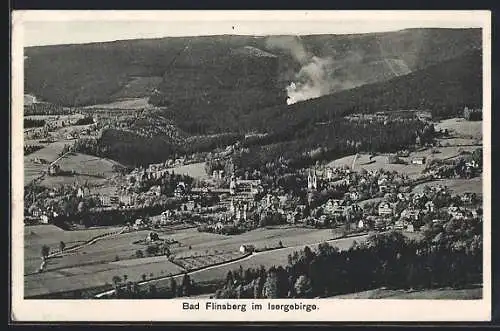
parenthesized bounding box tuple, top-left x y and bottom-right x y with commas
(212, 220, 482, 299)
(24, 118, 46, 128)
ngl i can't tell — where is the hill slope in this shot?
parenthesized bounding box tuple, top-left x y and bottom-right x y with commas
(24, 28, 481, 108)
(238, 49, 482, 135)
(77, 49, 482, 167)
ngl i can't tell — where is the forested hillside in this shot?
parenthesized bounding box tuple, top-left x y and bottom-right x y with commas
(170, 49, 482, 134)
(25, 28, 481, 107)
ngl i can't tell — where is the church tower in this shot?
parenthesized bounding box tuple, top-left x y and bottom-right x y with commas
(229, 174, 237, 195)
(307, 170, 318, 190)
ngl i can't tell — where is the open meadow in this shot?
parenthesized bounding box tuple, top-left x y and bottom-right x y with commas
(24, 225, 124, 274)
(38, 152, 121, 188)
(412, 177, 483, 195)
(326, 143, 479, 179)
(151, 234, 371, 288)
(24, 140, 74, 185)
(82, 97, 154, 110)
(168, 161, 208, 180)
(330, 286, 482, 299)
(24, 225, 344, 297)
(111, 76, 163, 99)
(435, 118, 482, 140)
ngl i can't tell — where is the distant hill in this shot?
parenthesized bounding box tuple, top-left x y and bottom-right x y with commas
(170, 49, 482, 135)
(81, 49, 482, 167)
(24, 28, 481, 108)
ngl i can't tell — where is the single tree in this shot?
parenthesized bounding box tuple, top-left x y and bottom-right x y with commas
(294, 274, 313, 298)
(181, 273, 192, 296)
(41, 245, 50, 259)
(170, 277, 178, 298)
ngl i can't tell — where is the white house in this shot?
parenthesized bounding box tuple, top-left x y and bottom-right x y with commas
(326, 167, 334, 180)
(425, 201, 435, 212)
(349, 191, 361, 201)
(378, 202, 393, 217)
(239, 244, 255, 254)
(411, 157, 426, 165)
(400, 208, 421, 221)
(134, 218, 146, 230)
(40, 214, 49, 224)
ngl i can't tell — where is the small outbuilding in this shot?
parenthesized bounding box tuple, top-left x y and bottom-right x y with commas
(239, 244, 255, 254)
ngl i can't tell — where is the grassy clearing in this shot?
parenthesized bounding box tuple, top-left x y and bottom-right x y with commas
(24, 140, 73, 185)
(24, 226, 343, 296)
(24, 225, 124, 274)
(328, 153, 425, 178)
(39, 152, 121, 188)
(331, 286, 482, 299)
(168, 162, 208, 180)
(180, 234, 369, 284)
(327, 145, 479, 179)
(412, 177, 482, 195)
(83, 98, 153, 110)
(435, 118, 482, 139)
(111, 76, 163, 99)
(24, 258, 184, 298)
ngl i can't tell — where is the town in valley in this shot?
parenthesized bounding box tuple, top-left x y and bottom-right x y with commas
(22, 26, 484, 300)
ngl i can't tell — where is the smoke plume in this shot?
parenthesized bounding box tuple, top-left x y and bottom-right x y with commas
(265, 36, 358, 105)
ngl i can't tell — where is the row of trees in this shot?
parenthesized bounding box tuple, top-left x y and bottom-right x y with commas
(24, 144, 44, 155)
(24, 118, 46, 128)
(109, 273, 194, 299)
(24, 103, 71, 115)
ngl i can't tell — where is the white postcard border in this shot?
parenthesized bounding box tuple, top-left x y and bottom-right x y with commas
(11, 10, 492, 322)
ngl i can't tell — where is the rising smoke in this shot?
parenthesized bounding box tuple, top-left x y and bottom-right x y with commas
(265, 36, 358, 105)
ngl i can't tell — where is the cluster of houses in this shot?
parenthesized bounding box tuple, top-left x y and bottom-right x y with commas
(344, 110, 432, 123)
(297, 163, 482, 232)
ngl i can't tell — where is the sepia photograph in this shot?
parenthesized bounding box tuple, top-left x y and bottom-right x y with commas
(11, 10, 491, 322)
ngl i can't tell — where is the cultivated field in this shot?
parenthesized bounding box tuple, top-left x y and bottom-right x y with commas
(169, 227, 334, 258)
(153, 234, 370, 288)
(412, 177, 482, 195)
(174, 252, 243, 271)
(24, 226, 341, 297)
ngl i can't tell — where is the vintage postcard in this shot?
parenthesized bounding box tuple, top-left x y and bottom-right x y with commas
(11, 10, 491, 322)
